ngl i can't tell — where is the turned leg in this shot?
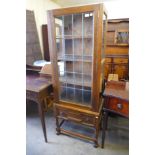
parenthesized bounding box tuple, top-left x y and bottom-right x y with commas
(102, 111, 108, 148)
(94, 130, 99, 148)
(56, 116, 60, 135)
(55, 108, 60, 135)
(94, 116, 100, 148)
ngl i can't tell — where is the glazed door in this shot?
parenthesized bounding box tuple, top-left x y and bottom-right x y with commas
(54, 12, 94, 107)
(47, 4, 106, 111)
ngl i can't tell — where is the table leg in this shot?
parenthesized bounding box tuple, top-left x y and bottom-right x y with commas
(38, 100, 47, 142)
(102, 111, 108, 148)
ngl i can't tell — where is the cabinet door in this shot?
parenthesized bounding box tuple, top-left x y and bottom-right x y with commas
(54, 12, 94, 107)
(48, 4, 106, 111)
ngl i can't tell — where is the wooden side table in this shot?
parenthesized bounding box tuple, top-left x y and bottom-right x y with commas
(101, 81, 129, 148)
(26, 70, 53, 142)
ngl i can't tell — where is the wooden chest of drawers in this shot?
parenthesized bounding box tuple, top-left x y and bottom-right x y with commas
(102, 81, 129, 148)
(104, 97, 128, 117)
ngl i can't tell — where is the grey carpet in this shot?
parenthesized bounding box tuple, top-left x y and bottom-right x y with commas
(26, 104, 129, 155)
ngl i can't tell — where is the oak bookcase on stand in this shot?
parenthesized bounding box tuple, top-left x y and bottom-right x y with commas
(47, 4, 107, 147)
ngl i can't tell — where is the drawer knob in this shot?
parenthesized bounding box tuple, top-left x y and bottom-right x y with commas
(117, 103, 123, 109)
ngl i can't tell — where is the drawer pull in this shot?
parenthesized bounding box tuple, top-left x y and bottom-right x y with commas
(117, 103, 123, 109)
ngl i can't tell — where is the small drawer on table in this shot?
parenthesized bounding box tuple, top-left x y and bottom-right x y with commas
(104, 97, 129, 117)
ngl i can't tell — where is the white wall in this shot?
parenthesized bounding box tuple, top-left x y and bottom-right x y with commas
(51, 0, 130, 20)
(26, 0, 60, 57)
(104, 0, 130, 19)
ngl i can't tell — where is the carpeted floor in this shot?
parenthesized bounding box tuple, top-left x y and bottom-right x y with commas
(26, 103, 129, 155)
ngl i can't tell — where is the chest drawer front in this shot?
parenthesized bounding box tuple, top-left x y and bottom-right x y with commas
(105, 58, 111, 63)
(58, 109, 95, 125)
(104, 97, 129, 117)
(81, 114, 95, 125)
(59, 109, 81, 122)
(113, 58, 128, 64)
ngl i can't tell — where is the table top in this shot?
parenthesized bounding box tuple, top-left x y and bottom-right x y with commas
(103, 81, 129, 101)
(26, 73, 52, 93)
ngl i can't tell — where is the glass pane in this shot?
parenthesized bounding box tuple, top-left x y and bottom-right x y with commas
(64, 15, 72, 35)
(83, 12, 93, 36)
(65, 39, 73, 56)
(83, 74, 91, 87)
(74, 39, 82, 57)
(74, 61, 82, 74)
(55, 16, 63, 37)
(66, 84, 74, 102)
(60, 82, 66, 100)
(83, 87, 92, 105)
(74, 73, 82, 86)
(83, 62, 92, 87)
(75, 85, 83, 103)
(73, 14, 82, 36)
(116, 31, 129, 44)
(66, 72, 74, 84)
(55, 12, 94, 107)
(83, 62, 92, 75)
(56, 39, 63, 58)
(58, 61, 65, 77)
(83, 38, 92, 56)
(66, 61, 73, 72)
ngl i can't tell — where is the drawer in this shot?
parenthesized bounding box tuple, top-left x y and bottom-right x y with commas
(59, 109, 81, 122)
(81, 114, 95, 125)
(58, 109, 95, 125)
(105, 58, 111, 63)
(104, 97, 129, 117)
(113, 58, 128, 64)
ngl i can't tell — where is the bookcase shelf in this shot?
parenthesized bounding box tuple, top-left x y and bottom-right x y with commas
(59, 72, 91, 87)
(56, 35, 93, 39)
(58, 55, 92, 62)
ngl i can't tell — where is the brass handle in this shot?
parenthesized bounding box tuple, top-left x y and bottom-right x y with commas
(117, 103, 123, 109)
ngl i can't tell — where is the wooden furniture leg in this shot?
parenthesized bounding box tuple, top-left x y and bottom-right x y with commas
(94, 117, 99, 148)
(105, 111, 108, 130)
(56, 117, 60, 135)
(102, 111, 108, 148)
(38, 100, 47, 142)
(55, 108, 60, 135)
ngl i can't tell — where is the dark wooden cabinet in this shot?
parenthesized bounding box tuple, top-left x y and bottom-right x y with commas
(104, 97, 129, 117)
(47, 4, 107, 147)
(104, 18, 129, 80)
